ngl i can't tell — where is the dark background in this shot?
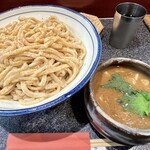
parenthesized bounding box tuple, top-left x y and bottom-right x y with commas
(0, 0, 149, 17)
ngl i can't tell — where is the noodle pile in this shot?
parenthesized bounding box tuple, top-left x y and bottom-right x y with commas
(0, 16, 86, 105)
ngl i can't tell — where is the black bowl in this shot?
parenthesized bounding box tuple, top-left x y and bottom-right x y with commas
(84, 57, 150, 145)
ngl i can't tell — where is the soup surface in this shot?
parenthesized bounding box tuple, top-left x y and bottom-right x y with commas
(92, 65, 150, 129)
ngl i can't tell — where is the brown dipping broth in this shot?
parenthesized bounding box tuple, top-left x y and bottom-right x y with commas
(92, 65, 150, 129)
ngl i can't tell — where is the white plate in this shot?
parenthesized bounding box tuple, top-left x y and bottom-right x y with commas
(0, 5, 102, 116)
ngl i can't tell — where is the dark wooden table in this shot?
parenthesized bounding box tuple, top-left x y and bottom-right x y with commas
(0, 0, 149, 18)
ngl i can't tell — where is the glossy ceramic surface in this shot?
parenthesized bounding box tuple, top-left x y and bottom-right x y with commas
(85, 57, 150, 145)
(0, 5, 102, 116)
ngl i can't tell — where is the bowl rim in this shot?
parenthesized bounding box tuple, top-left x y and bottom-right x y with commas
(89, 57, 150, 135)
(0, 5, 102, 116)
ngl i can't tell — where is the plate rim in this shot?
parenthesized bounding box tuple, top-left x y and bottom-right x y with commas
(0, 5, 102, 116)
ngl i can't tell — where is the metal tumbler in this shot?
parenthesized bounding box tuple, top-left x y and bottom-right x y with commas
(109, 2, 147, 49)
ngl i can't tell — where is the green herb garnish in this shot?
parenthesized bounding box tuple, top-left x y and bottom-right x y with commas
(101, 73, 150, 117)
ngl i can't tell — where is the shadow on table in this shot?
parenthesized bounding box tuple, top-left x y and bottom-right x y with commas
(0, 88, 88, 133)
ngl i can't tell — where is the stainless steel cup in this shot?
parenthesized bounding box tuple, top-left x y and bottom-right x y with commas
(109, 2, 147, 49)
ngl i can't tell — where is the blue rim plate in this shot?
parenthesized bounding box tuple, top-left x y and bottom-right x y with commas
(0, 5, 102, 116)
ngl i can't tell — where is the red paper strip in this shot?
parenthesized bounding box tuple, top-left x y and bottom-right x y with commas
(6, 133, 90, 150)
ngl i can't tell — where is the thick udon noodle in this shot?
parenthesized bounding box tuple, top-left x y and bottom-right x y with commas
(0, 16, 86, 105)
